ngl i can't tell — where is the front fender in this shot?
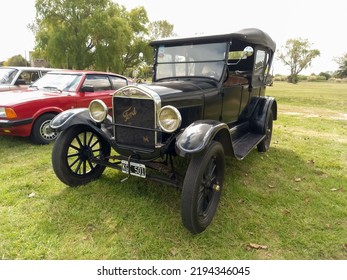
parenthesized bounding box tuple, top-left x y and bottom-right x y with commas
(50, 108, 113, 143)
(175, 120, 231, 157)
(50, 108, 91, 131)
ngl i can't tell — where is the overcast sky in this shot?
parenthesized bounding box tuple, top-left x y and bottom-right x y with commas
(1, 0, 345, 74)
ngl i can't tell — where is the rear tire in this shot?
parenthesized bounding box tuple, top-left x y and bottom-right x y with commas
(257, 110, 273, 152)
(181, 141, 225, 234)
(52, 126, 111, 187)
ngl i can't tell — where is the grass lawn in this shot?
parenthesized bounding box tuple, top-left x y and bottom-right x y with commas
(0, 82, 346, 260)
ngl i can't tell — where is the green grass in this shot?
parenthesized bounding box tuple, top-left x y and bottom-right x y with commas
(0, 81, 346, 260)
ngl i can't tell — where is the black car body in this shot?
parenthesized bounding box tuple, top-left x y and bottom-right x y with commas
(51, 28, 277, 234)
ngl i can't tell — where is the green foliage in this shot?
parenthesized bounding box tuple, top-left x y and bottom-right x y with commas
(148, 20, 175, 40)
(335, 52, 347, 78)
(119, 19, 175, 77)
(4, 55, 30, 66)
(0, 82, 346, 260)
(319, 72, 331, 80)
(29, 1, 177, 75)
(277, 38, 320, 84)
(31, 0, 149, 73)
(307, 74, 327, 82)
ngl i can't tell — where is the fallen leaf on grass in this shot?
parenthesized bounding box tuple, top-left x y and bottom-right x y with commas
(85, 224, 96, 232)
(28, 192, 36, 198)
(294, 177, 302, 182)
(170, 247, 178, 256)
(249, 243, 268, 250)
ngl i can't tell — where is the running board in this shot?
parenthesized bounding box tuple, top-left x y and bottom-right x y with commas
(232, 132, 265, 160)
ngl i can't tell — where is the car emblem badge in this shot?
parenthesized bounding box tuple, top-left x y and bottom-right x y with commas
(143, 136, 149, 143)
(123, 106, 137, 122)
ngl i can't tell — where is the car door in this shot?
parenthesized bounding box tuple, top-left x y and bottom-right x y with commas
(75, 74, 122, 108)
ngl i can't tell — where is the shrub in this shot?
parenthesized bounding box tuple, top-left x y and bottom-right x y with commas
(307, 75, 327, 82)
(273, 75, 288, 81)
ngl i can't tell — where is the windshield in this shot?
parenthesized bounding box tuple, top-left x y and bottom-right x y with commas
(32, 73, 83, 92)
(0, 68, 18, 84)
(155, 42, 227, 81)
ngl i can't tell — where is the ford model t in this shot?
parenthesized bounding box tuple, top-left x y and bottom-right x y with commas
(51, 28, 277, 234)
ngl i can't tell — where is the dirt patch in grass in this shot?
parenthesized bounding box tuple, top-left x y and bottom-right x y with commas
(280, 105, 347, 121)
(277, 125, 347, 144)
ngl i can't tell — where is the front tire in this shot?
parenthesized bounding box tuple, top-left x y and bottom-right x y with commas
(30, 113, 58, 144)
(181, 141, 225, 234)
(52, 126, 111, 187)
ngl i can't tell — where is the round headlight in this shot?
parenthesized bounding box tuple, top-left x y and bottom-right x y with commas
(158, 105, 182, 133)
(89, 99, 108, 123)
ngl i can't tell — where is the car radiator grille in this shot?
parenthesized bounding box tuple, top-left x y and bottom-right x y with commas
(113, 97, 156, 150)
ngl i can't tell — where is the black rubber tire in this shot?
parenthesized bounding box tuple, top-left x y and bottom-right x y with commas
(257, 110, 273, 152)
(52, 126, 111, 187)
(30, 113, 58, 144)
(181, 141, 225, 234)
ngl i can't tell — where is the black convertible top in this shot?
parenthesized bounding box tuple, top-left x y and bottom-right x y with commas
(150, 28, 276, 52)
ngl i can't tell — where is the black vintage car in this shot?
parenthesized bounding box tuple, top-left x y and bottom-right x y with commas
(50, 28, 277, 234)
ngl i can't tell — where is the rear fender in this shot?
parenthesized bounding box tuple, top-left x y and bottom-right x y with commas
(251, 97, 277, 133)
(175, 120, 232, 157)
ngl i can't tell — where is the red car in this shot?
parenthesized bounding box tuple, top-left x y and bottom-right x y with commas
(0, 70, 131, 144)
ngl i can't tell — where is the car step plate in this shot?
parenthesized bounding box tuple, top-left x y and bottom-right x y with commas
(121, 160, 146, 178)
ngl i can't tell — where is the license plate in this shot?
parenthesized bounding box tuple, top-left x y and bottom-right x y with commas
(121, 160, 146, 178)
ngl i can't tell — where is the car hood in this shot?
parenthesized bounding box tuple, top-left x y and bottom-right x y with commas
(140, 79, 217, 104)
(0, 89, 66, 106)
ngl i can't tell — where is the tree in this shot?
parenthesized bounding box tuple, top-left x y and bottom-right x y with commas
(119, 6, 151, 76)
(5, 55, 29, 66)
(121, 19, 176, 78)
(30, 0, 149, 73)
(278, 38, 320, 83)
(148, 20, 175, 40)
(335, 53, 347, 78)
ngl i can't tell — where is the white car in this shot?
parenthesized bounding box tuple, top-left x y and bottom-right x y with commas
(0, 66, 58, 92)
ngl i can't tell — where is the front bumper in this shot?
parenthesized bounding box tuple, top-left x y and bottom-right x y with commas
(0, 118, 33, 128)
(0, 118, 33, 136)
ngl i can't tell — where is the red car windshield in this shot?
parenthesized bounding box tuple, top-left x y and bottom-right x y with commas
(32, 73, 83, 92)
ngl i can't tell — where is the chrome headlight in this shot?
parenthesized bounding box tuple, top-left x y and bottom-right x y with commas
(0, 107, 17, 119)
(158, 105, 182, 133)
(0, 107, 6, 118)
(89, 99, 108, 123)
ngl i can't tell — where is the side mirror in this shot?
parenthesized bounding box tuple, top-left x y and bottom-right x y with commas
(15, 79, 26, 86)
(80, 85, 94, 92)
(243, 46, 254, 57)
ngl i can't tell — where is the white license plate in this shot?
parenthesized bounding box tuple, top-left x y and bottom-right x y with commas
(121, 160, 146, 178)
